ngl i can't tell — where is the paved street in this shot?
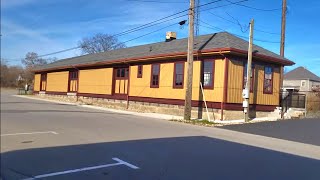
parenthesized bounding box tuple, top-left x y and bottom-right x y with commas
(219, 117, 320, 146)
(1, 91, 320, 180)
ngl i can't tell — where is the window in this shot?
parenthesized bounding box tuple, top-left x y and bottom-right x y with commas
(116, 68, 129, 78)
(137, 65, 143, 78)
(173, 62, 184, 88)
(40, 73, 47, 91)
(202, 60, 214, 89)
(243, 63, 255, 92)
(150, 64, 160, 88)
(69, 71, 78, 80)
(68, 70, 78, 92)
(263, 66, 273, 94)
(41, 73, 47, 81)
(301, 80, 306, 87)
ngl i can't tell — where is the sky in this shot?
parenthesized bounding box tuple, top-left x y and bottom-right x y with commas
(1, 0, 319, 76)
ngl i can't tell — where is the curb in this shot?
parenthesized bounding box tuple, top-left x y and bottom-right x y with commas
(13, 95, 280, 125)
(13, 95, 183, 120)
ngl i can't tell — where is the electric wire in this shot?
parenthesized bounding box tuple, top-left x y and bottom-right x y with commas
(208, 11, 280, 35)
(199, 21, 280, 43)
(4, 0, 253, 61)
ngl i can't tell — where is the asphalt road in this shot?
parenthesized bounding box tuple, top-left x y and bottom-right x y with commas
(1, 90, 320, 180)
(219, 117, 320, 146)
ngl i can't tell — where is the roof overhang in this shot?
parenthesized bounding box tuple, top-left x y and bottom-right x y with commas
(33, 47, 295, 73)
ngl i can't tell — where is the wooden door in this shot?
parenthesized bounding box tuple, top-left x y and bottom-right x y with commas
(68, 70, 78, 92)
(40, 74, 47, 91)
(113, 67, 129, 95)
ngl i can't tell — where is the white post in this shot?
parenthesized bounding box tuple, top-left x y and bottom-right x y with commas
(200, 82, 211, 122)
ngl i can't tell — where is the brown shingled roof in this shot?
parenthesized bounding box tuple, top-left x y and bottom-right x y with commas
(35, 32, 294, 72)
(284, 66, 320, 82)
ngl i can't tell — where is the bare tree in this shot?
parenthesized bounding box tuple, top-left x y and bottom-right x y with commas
(21, 52, 50, 84)
(21, 52, 48, 69)
(78, 33, 126, 54)
(1, 59, 24, 87)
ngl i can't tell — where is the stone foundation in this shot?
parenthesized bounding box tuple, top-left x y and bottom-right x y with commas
(34, 93, 272, 120)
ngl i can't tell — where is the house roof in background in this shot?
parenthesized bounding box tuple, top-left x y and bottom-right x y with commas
(284, 66, 320, 82)
(34, 32, 294, 72)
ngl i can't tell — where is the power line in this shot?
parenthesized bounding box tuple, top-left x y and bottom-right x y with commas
(5, 0, 250, 61)
(126, 0, 187, 3)
(224, 0, 282, 12)
(200, 0, 248, 12)
(3, 21, 185, 62)
(38, 14, 189, 58)
(199, 21, 280, 43)
(121, 21, 182, 44)
(225, 12, 249, 33)
(17, 16, 188, 60)
(208, 11, 280, 35)
(113, 14, 187, 38)
(200, 20, 224, 31)
(6, 0, 224, 60)
(114, 0, 225, 38)
(37, 47, 81, 58)
(255, 28, 279, 35)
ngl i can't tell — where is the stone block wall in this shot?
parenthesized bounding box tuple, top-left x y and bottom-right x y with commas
(34, 93, 271, 120)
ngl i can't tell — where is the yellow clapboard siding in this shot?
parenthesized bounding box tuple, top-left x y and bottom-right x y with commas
(255, 65, 280, 105)
(120, 80, 125, 94)
(124, 80, 128, 94)
(78, 68, 113, 94)
(227, 59, 243, 103)
(129, 59, 224, 102)
(34, 74, 41, 91)
(227, 59, 280, 105)
(46, 72, 69, 92)
(129, 63, 187, 99)
(41, 81, 46, 91)
(70, 80, 77, 92)
(115, 80, 120, 94)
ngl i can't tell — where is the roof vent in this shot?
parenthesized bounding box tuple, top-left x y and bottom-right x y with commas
(165, 31, 176, 42)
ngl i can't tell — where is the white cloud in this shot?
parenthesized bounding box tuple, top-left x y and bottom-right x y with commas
(1, 18, 81, 63)
(2, 19, 51, 42)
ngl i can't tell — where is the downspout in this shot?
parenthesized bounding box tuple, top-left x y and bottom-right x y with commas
(221, 53, 229, 120)
(123, 60, 130, 109)
(126, 64, 131, 109)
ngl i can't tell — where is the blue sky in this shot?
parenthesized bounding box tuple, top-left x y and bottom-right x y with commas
(1, 0, 319, 75)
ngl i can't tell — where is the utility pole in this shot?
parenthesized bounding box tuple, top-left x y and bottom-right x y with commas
(280, 0, 287, 57)
(279, 0, 287, 118)
(184, 0, 195, 120)
(244, 19, 254, 122)
(195, 0, 200, 36)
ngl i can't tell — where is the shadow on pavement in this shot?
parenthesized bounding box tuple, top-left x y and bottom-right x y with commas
(218, 118, 320, 146)
(1, 136, 319, 180)
(1, 109, 130, 115)
(1, 101, 75, 106)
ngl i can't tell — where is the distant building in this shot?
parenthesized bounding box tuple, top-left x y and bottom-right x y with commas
(283, 67, 320, 92)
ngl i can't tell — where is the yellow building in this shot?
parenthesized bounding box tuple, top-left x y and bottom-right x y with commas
(33, 32, 294, 119)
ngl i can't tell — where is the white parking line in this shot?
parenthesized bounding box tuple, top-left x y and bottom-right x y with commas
(112, 157, 139, 169)
(22, 157, 139, 180)
(0, 131, 58, 137)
